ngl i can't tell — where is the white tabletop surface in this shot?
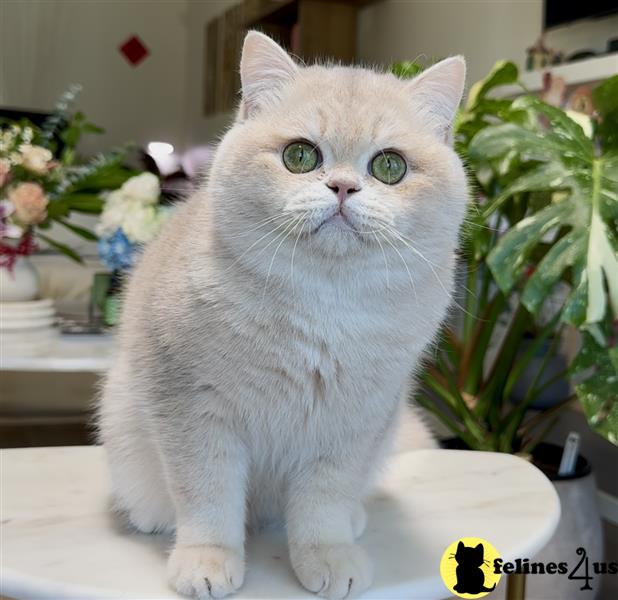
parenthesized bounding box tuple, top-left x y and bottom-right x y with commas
(0, 334, 114, 372)
(1, 446, 560, 600)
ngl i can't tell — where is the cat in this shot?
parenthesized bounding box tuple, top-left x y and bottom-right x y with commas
(453, 541, 496, 595)
(98, 31, 467, 600)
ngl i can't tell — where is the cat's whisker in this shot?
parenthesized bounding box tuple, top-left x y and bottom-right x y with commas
(227, 213, 289, 239)
(224, 218, 294, 272)
(378, 231, 418, 305)
(372, 231, 390, 291)
(383, 224, 480, 320)
(290, 212, 310, 293)
(262, 214, 306, 303)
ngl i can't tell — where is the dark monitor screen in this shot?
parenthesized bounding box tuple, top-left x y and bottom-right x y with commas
(545, 0, 618, 29)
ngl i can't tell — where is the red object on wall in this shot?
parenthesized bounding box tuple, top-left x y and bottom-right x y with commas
(119, 35, 149, 66)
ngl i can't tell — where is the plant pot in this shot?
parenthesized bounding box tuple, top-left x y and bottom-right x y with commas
(526, 442, 604, 600)
(440, 438, 604, 598)
(0, 256, 40, 302)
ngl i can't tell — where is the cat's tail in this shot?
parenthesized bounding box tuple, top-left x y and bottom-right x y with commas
(481, 584, 496, 592)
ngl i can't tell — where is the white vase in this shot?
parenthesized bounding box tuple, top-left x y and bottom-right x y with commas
(0, 256, 40, 302)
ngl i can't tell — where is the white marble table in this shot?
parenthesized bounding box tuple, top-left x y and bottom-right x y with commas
(1, 446, 560, 599)
(0, 334, 114, 372)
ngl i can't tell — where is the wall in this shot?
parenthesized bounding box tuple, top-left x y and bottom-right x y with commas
(0, 0, 189, 156)
(183, 0, 237, 148)
(357, 0, 618, 85)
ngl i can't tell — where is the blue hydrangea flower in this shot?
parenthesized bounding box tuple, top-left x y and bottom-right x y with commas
(98, 228, 136, 272)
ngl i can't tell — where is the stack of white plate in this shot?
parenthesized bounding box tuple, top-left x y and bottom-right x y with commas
(1, 299, 59, 357)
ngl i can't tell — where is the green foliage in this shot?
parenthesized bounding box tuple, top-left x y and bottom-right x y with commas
(394, 60, 618, 450)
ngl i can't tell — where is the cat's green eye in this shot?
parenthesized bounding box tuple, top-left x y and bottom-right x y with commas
(370, 151, 407, 185)
(282, 141, 320, 174)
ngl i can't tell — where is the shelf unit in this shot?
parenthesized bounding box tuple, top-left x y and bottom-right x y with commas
(500, 52, 618, 96)
(203, 0, 380, 116)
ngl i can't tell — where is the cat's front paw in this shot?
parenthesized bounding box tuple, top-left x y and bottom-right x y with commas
(290, 543, 373, 599)
(168, 544, 244, 599)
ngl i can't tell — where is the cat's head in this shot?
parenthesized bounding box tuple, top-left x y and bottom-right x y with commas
(208, 31, 467, 271)
(455, 541, 485, 567)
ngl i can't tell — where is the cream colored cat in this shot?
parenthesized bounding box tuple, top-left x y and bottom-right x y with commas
(98, 32, 467, 600)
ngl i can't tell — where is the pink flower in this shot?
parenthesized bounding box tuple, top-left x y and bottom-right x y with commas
(0, 159, 10, 187)
(8, 182, 49, 225)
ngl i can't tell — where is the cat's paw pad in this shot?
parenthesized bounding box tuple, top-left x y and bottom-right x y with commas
(351, 504, 367, 539)
(291, 543, 373, 599)
(168, 544, 244, 599)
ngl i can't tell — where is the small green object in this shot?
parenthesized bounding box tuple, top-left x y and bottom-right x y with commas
(103, 271, 123, 327)
(282, 141, 320, 174)
(104, 296, 122, 327)
(370, 151, 406, 185)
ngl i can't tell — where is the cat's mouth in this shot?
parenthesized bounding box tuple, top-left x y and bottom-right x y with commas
(310, 212, 360, 237)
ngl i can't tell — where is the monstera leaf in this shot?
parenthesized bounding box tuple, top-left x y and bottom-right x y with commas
(571, 331, 618, 445)
(468, 93, 618, 327)
(468, 86, 618, 445)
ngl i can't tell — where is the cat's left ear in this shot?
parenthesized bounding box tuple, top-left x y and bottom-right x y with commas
(405, 56, 466, 141)
(239, 31, 299, 119)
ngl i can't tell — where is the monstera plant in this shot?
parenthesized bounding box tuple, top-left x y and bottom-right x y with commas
(393, 60, 618, 451)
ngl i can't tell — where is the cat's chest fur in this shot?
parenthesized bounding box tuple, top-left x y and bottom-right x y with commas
(195, 272, 422, 433)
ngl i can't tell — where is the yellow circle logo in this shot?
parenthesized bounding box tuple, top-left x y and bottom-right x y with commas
(440, 537, 502, 598)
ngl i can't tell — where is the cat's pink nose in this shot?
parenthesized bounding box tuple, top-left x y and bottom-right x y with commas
(326, 178, 361, 204)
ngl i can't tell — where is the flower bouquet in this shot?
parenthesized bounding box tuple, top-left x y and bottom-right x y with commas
(96, 172, 169, 271)
(0, 86, 134, 276)
(95, 172, 170, 325)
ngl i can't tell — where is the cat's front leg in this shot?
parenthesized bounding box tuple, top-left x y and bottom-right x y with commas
(160, 414, 248, 599)
(286, 455, 373, 599)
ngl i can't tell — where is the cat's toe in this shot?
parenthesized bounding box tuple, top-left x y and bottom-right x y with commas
(168, 544, 244, 599)
(291, 543, 373, 599)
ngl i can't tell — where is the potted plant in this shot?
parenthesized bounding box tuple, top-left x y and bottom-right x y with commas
(393, 60, 617, 599)
(0, 86, 134, 301)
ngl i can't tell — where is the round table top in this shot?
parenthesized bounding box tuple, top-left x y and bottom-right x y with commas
(1, 446, 560, 599)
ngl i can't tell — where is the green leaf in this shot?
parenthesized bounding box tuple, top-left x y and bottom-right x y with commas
(585, 159, 618, 323)
(61, 193, 104, 214)
(481, 162, 572, 218)
(391, 61, 424, 79)
(521, 232, 586, 316)
(36, 233, 83, 264)
(57, 218, 98, 241)
(592, 75, 618, 150)
(571, 333, 618, 446)
(45, 199, 70, 219)
(511, 95, 594, 160)
(487, 200, 571, 293)
(468, 123, 566, 164)
(466, 60, 519, 110)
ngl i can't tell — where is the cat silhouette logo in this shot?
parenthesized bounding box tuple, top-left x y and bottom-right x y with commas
(440, 537, 502, 598)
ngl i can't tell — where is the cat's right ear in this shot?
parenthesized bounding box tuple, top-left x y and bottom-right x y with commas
(239, 31, 298, 120)
(457, 541, 464, 551)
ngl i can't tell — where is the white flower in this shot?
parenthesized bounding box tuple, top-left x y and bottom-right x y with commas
(96, 191, 128, 237)
(120, 172, 160, 204)
(122, 204, 166, 243)
(19, 144, 53, 174)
